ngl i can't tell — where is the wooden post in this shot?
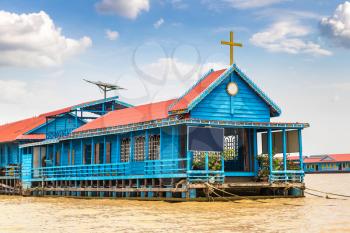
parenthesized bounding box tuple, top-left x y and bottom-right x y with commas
(253, 129, 258, 175)
(268, 129, 273, 180)
(145, 130, 149, 160)
(298, 129, 303, 171)
(282, 129, 287, 175)
(91, 137, 94, 165)
(130, 132, 134, 162)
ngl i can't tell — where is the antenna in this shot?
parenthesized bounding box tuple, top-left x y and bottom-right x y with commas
(84, 79, 126, 99)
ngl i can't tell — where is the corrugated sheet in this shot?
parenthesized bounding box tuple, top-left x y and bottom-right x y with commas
(74, 99, 176, 133)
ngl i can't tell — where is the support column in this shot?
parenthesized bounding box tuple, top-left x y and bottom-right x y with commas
(253, 129, 258, 175)
(159, 128, 162, 160)
(115, 135, 120, 163)
(298, 129, 304, 170)
(145, 130, 149, 160)
(130, 132, 134, 162)
(91, 137, 95, 165)
(268, 129, 273, 181)
(282, 129, 287, 174)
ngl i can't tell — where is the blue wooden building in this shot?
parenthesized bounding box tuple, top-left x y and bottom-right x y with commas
(1, 64, 309, 199)
(290, 154, 350, 173)
(0, 97, 131, 192)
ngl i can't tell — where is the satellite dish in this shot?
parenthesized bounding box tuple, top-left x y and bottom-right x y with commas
(84, 79, 126, 99)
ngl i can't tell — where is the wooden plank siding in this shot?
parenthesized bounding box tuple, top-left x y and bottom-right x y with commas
(190, 72, 271, 122)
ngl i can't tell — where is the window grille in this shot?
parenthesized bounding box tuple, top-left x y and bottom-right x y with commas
(134, 136, 145, 161)
(148, 135, 160, 160)
(224, 135, 239, 161)
(120, 138, 130, 162)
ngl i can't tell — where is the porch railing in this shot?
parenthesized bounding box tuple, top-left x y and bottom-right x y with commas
(187, 170, 224, 183)
(31, 158, 187, 180)
(269, 170, 304, 183)
(0, 166, 21, 179)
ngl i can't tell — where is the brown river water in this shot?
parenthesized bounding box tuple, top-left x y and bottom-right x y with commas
(0, 174, 349, 233)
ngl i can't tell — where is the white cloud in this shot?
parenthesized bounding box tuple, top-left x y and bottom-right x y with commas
(153, 18, 164, 29)
(0, 80, 30, 103)
(105, 29, 119, 40)
(224, 0, 286, 9)
(96, 0, 150, 19)
(250, 21, 332, 56)
(320, 1, 350, 48)
(202, 0, 286, 11)
(0, 11, 92, 67)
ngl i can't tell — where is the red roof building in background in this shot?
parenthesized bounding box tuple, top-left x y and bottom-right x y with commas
(289, 154, 350, 173)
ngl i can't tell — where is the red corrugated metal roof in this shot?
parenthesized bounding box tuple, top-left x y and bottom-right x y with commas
(15, 134, 46, 140)
(169, 69, 226, 112)
(0, 96, 131, 143)
(289, 154, 350, 163)
(327, 154, 350, 162)
(74, 99, 176, 133)
(0, 107, 71, 143)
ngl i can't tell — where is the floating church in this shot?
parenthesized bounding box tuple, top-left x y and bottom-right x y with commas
(0, 32, 309, 200)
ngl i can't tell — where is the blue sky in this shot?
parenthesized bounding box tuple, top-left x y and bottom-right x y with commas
(0, 0, 350, 154)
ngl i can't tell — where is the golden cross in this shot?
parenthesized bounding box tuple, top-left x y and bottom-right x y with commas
(221, 31, 243, 65)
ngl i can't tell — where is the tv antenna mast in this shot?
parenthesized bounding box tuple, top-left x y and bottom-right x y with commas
(84, 79, 126, 99)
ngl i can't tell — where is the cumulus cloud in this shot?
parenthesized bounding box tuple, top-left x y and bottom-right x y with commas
(153, 18, 164, 29)
(96, 0, 150, 19)
(250, 21, 332, 56)
(0, 11, 92, 67)
(105, 29, 119, 40)
(320, 1, 350, 48)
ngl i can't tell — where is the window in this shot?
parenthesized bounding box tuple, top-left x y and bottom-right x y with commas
(84, 144, 92, 164)
(148, 135, 160, 160)
(120, 138, 130, 162)
(55, 151, 61, 166)
(134, 136, 145, 161)
(94, 143, 104, 164)
(106, 142, 111, 164)
(224, 135, 239, 161)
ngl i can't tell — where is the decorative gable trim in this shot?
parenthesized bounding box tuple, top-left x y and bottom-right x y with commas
(171, 64, 282, 117)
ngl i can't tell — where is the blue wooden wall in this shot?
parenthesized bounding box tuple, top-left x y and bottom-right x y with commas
(190, 72, 271, 122)
(0, 143, 19, 167)
(41, 126, 180, 168)
(30, 114, 85, 134)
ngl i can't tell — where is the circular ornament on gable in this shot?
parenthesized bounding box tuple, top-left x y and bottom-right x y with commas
(226, 82, 239, 96)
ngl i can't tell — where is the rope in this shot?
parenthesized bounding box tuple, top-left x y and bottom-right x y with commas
(305, 190, 347, 200)
(204, 182, 304, 206)
(306, 187, 350, 198)
(204, 183, 266, 203)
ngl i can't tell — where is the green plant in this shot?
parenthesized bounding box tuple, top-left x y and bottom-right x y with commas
(208, 153, 222, 171)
